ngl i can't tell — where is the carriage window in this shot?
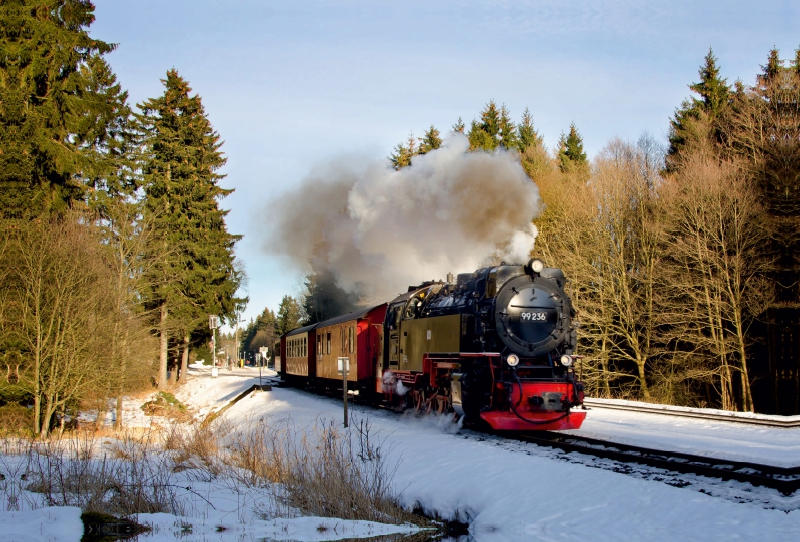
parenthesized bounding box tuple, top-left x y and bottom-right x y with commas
(349, 327, 354, 353)
(327, 332, 331, 354)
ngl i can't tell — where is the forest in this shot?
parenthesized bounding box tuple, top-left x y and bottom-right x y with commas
(3, 1, 800, 438)
(0, 1, 243, 435)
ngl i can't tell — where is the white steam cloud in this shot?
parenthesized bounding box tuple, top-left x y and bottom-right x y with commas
(265, 134, 542, 300)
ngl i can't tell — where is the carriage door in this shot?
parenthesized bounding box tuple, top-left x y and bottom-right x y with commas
(387, 303, 403, 370)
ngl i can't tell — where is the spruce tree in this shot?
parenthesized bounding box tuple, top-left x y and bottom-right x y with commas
(452, 117, 465, 133)
(517, 107, 542, 152)
(418, 125, 442, 154)
(277, 295, 304, 335)
(0, 0, 116, 218)
(138, 70, 244, 388)
(689, 49, 730, 119)
(498, 104, 518, 150)
(760, 48, 782, 85)
(557, 123, 588, 172)
(388, 132, 417, 169)
(467, 100, 501, 151)
(667, 48, 731, 163)
(302, 271, 356, 325)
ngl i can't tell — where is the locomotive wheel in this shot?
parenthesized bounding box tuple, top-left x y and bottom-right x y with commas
(411, 390, 423, 412)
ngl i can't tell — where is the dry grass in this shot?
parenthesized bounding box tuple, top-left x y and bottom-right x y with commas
(17, 430, 184, 516)
(0, 413, 431, 531)
(225, 416, 427, 526)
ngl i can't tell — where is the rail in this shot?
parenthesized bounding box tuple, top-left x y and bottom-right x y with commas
(515, 431, 800, 496)
(583, 398, 800, 428)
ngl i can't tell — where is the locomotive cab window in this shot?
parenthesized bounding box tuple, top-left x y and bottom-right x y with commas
(388, 305, 403, 330)
(405, 297, 422, 319)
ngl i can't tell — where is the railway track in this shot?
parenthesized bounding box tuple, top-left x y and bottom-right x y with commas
(509, 430, 800, 496)
(583, 398, 800, 428)
(266, 377, 800, 498)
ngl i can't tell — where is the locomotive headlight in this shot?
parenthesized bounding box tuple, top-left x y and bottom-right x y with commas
(507, 354, 520, 367)
(530, 259, 544, 273)
(560, 355, 573, 367)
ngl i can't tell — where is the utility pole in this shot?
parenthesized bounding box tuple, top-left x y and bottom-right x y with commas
(338, 357, 349, 428)
(234, 307, 241, 367)
(209, 315, 219, 367)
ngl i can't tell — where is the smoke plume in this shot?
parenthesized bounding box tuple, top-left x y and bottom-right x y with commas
(265, 134, 543, 302)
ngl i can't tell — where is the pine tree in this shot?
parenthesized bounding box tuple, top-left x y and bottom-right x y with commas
(79, 55, 139, 215)
(467, 100, 501, 151)
(689, 49, 730, 118)
(0, 0, 116, 218)
(760, 48, 782, 86)
(388, 132, 417, 169)
(557, 123, 588, 172)
(452, 117, 465, 133)
(303, 271, 357, 325)
(138, 70, 244, 389)
(242, 307, 277, 352)
(277, 295, 304, 335)
(498, 104, 518, 150)
(418, 125, 442, 154)
(517, 107, 542, 152)
(667, 49, 731, 163)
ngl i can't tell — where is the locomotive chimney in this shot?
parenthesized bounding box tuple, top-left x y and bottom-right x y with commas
(446, 273, 454, 284)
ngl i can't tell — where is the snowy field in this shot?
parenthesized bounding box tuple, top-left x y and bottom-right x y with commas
(566, 400, 800, 468)
(3, 366, 800, 541)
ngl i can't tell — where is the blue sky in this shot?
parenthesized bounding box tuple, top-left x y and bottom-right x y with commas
(92, 0, 799, 329)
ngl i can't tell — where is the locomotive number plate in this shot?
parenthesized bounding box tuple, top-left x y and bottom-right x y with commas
(521, 311, 547, 321)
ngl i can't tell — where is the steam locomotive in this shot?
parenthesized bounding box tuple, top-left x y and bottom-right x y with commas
(280, 258, 586, 431)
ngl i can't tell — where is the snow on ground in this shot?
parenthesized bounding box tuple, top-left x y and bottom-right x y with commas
(565, 401, 800, 468)
(0, 507, 83, 542)
(220, 384, 800, 541)
(6, 368, 800, 541)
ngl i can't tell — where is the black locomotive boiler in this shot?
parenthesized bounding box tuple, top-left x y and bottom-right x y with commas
(281, 258, 586, 431)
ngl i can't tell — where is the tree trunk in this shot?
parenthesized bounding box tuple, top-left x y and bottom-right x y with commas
(115, 330, 129, 430)
(96, 393, 108, 429)
(158, 303, 168, 390)
(40, 397, 54, 438)
(115, 395, 123, 430)
(180, 334, 190, 382)
(636, 357, 651, 401)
